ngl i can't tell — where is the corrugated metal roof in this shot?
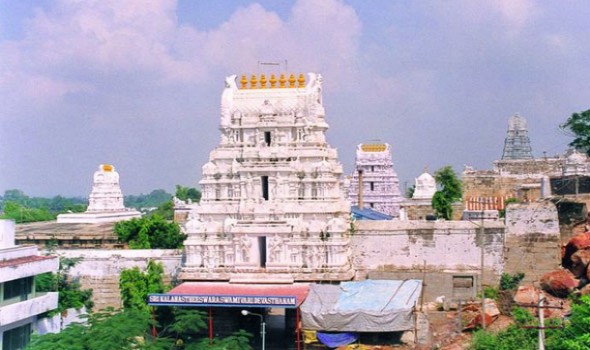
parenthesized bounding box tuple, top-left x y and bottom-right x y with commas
(351, 206, 393, 220)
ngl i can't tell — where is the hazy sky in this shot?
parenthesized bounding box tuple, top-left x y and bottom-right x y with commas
(1, 0, 588, 197)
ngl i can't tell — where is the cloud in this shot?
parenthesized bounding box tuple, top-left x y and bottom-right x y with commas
(0, 0, 365, 195)
(0, 0, 362, 103)
(491, 0, 539, 31)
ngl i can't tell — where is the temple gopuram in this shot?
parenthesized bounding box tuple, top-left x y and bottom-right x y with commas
(179, 73, 353, 283)
(347, 142, 403, 217)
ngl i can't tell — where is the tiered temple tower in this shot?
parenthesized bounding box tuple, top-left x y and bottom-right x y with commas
(501, 113, 533, 160)
(347, 143, 403, 217)
(180, 73, 353, 283)
(57, 164, 140, 223)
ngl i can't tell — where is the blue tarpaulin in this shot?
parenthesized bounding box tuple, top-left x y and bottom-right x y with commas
(300, 280, 422, 332)
(316, 332, 359, 348)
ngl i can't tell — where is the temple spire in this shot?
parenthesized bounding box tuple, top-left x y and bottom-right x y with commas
(501, 113, 533, 160)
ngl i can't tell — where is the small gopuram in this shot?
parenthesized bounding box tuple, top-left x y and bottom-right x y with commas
(400, 170, 438, 220)
(57, 164, 141, 223)
(501, 113, 533, 160)
(347, 142, 403, 217)
(463, 114, 567, 209)
(412, 171, 436, 200)
(180, 73, 353, 283)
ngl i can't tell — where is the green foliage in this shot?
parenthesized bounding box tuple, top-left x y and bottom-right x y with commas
(432, 191, 452, 220)
(432, 166, 462, 220)
(499, 272, 525, 291)
(149, 200, 174, 220)
(191, 329, 253, 350)
(483, 286, 499, 300)
(26, 308, 173, 350)
(470, 296, 590, 350)
(499, 198, 520, 218)
(115, 215, 185, 249)
(34, 257, 93, 314)
(119, 261, 166, 312)
(470, 308, 538, 350)
(1, 201, 55, 223)
(560, 109, 590, 156)
(546, 294, 590, 349)
(0, 190, 86, 223)
(124, 189, 172, 210)
(405, 185, 415, 198)
(175, 185, 201, 203)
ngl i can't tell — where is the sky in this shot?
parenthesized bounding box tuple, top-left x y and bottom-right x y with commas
(1, 0, 588, 197)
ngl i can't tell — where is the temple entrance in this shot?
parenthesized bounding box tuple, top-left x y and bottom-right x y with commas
(148, 283, 309, 350)
(258, 236, 267, 268)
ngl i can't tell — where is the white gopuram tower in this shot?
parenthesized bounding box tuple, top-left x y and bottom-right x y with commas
(347, 143, 403, 217)
(57, 164, 141, 223)
(181, 73, 353, 283)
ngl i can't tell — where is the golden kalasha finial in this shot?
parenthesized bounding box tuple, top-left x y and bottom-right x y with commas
(250, 74, 258, 89)
(260, 74, 267, 88)
(298, 73, 305, 87)
(269, 74, 277, 88)
(279, 74, 287, 88)
(288, 74, 296, 88)
(240, 75, 248, 89)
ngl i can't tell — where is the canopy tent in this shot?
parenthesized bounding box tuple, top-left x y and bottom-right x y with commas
(300, 279, 422, 332)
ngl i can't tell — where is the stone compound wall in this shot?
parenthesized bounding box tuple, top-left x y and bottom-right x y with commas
(57, 249, 182, 310)
(462, 172, 542, 202)
(50, 202, 561, 308)
(351, 220, 505, 302)
(503, 201, 561, 284)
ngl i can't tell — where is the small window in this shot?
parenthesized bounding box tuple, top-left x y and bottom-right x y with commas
(264, 131, 271, 146)
(3, 277, 33, 301)
(261, 176, 269, 200)
(452, 276, 475, 299)
(3, 323, 31, 350)
(298, 183, 305, 200)
(370, 182, 375, 191)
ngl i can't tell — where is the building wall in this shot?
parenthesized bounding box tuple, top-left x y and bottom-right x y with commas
(350, 220, 505, 289)
(0, 219, 59, 350)
(348, 202, 561, 301)
(58, 249, 182, 310)
(33, 202, 562, 308)
(503, 201, 561, 284)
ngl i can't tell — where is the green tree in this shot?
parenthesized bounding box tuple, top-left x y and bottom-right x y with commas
(119, 261, 166, 312)
(405, 185, 415, 198)
(470, 308, 538, 350)
(115, 215, 185, 249)
(149, 200, 174, 220)
(1, 201, 55, 223)
(125, 190, 172, 210)
(175, 185, 201, 203)
(432, 166, 463, 220)
(546, 294, 590, 349)
(561, 109, 590, 155)
(26, 308, 172, 350)
(35, 257, 94, 314)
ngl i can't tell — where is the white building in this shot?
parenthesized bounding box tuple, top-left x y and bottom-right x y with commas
(180, 73, 353, 283)
(0, 220, 58, 350)
(347, 143, 403, 217)
(57, 164, 141, 223)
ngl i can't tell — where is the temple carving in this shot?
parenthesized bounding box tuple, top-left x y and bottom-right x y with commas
(347, 143, 403, 217)
(180, 73, 353, 283)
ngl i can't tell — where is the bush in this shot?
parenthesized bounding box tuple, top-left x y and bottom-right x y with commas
(115, 215, 185, 249)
